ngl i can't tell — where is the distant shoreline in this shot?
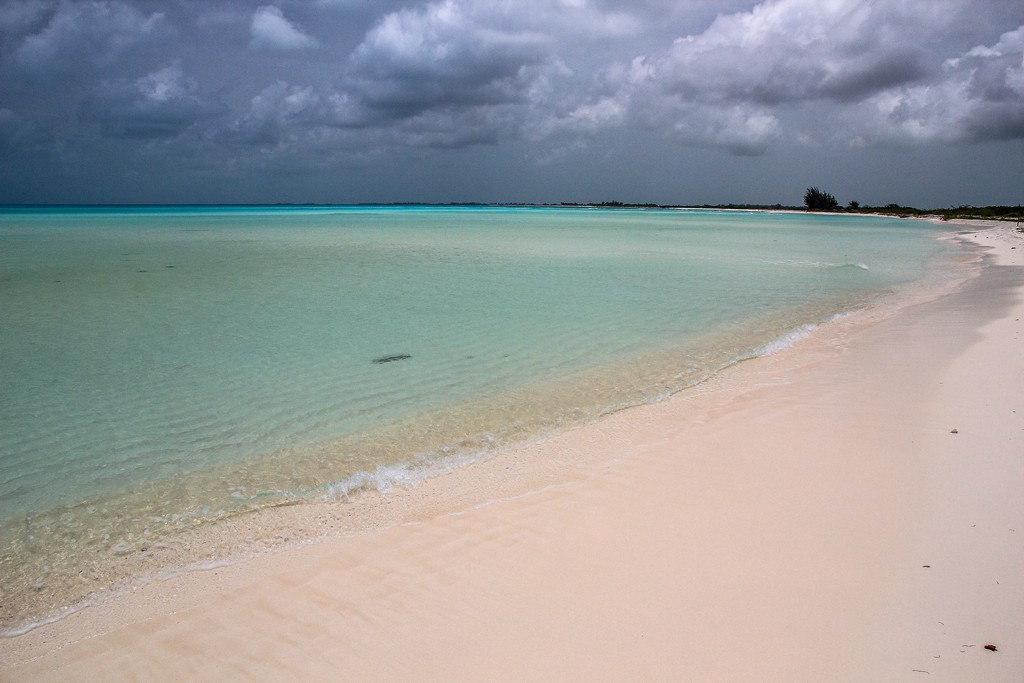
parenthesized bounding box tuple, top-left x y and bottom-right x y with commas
(2, 201, 1020, 223)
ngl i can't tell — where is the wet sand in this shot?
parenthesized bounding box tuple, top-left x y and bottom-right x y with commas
(2, 220, 1022, 681)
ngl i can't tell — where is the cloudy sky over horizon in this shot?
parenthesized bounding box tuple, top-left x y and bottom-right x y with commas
(1, 0, 1021, 206)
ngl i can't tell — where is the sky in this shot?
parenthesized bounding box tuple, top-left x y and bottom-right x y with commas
(0, 0, 1021, 207)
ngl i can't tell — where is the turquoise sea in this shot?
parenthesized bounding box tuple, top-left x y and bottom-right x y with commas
(0, 205, 955, 630)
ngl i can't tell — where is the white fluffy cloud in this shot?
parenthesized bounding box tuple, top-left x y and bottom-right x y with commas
(250, 6, 319, 51)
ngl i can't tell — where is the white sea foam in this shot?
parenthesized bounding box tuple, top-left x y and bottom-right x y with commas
(745, 312, 851, 359)
(0, 602, 91, 638)
(770, 260, 870, 270)
(323, 463, 427, 499)
(321, 437, 501, 500)
(749, 323, 819, 357)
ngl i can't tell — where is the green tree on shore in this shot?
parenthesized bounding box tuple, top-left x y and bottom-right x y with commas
(804, 187, 839, 211)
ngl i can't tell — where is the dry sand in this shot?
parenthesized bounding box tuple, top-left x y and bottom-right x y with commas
(2, 220, 1022, 681)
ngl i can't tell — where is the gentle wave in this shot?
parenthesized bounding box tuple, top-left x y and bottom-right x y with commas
(0, 603, 91, 639)
(769, 260, 870, 271)
(749, 323, 819, 357)
(314, 316, 844, 502)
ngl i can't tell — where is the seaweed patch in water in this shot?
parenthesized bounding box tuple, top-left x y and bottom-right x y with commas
(372, 354, 411, 364)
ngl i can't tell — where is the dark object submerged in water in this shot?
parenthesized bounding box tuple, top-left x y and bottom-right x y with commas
(373, 354, 411, 364)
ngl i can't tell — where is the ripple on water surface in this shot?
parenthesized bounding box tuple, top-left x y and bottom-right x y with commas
(0, 206, 956, 631)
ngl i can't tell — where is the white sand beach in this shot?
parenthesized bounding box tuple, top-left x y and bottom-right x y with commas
(2, 220, 1022, 681)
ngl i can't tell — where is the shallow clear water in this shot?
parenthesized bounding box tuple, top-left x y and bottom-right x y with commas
(0, 205, 951, 626)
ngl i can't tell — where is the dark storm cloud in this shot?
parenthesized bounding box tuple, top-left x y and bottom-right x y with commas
(0, 108, 31, 149)
(343, 3, 551, 118)
(0, 0, 1021, 203)
(328, 0, 631, 146)
(9, 0, 165, 75)
(569, 0, 959, 154)
(81, 63, 221, 139)
(839, 25, 1024, 145)
(225, 81, 325, 145)
(667, 0, 938, 104)
(537, 0, 1024, 156)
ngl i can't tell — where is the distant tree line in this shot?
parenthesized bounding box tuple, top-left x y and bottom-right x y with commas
(803, 187, 840, 211)
(801, 187, 1021, 221)
(538, 197, 1022, 222)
